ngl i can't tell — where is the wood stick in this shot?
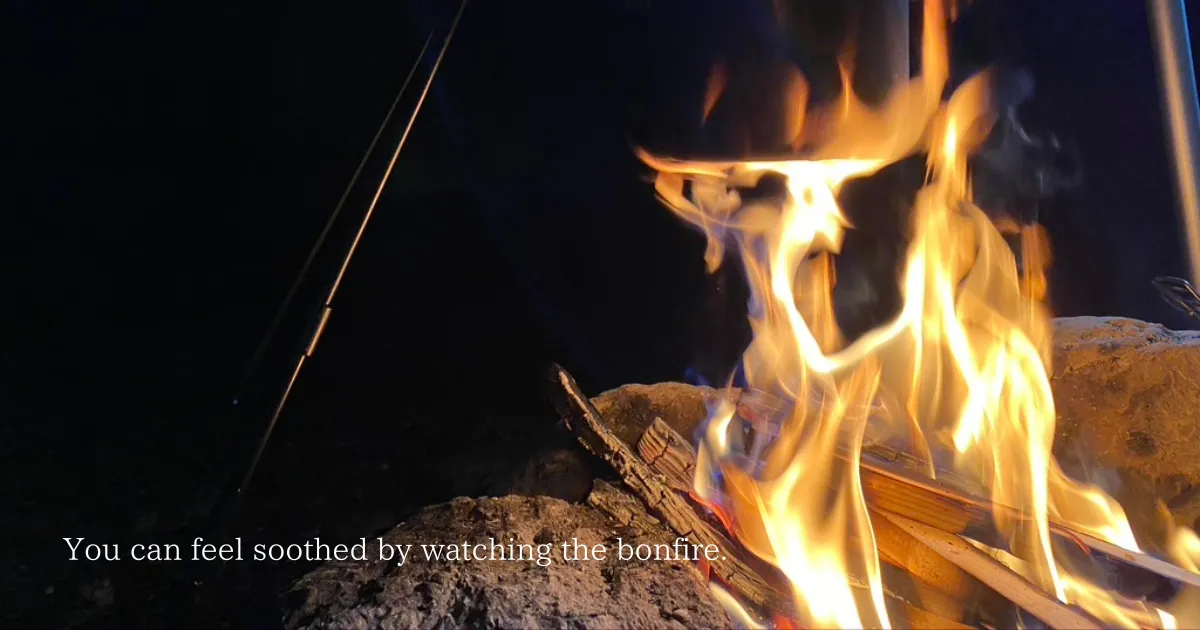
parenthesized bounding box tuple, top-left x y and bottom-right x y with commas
(639, 412, 1011, 625)
(1068, 530, 1200, 590)
(879, 512, 1103, 630)
(587, 478, 670, 533)
(639, 415, 985, 558)
(549, 365, 796, 615)
(859, 449, 1200, 591)
(588, 463, 972, 629)
(637, 417, 696, 493)
(635, 396, 1200, 627)
(555, 370, 1200, 628)
(552, 365, 980, 628)
(739, 386, 1200, 592)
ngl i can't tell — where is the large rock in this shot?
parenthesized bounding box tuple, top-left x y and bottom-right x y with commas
(283, 495, 727, 630)
(591, 382, 716, 448)
(1051, 317, 1200, 532)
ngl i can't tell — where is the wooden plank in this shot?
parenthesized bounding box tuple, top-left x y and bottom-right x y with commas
(1068, 530, 1200, 590)
(552, 365, 977, 627)
(737, 387, 1200, 592)
(638, 409, 1012, 624)
(549, 365, 797, 616)
(636, 417, 696, 493)
(879, 512, 1102, 630)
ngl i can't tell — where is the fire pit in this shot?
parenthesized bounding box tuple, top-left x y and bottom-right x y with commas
(283, 326, 1200, 629)
(284, 1, 1200, 628)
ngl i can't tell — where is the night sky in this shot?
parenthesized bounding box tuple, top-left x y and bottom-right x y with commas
(6, 0, 1200, 627)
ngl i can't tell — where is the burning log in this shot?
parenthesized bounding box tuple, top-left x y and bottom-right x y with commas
(551, 365, 1200, 628)
(638, 415, 1016, 624)
(880, 512, 1102, 630)
(587, 477, 976, 629)
(551, 366, 797, 617)
(638, 417, 1003, 624)
(554, 365, 982, 628)
(640, 373, 1200, 597)
(639, 381, 1200, 599)
(638, 415, 996, 617)
(636, 417, 697, 494)
(860, 446, 1200, 594)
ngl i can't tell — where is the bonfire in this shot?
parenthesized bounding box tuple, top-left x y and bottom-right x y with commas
(560, 1, 1200, 627)
(286, 3, 1200, 628)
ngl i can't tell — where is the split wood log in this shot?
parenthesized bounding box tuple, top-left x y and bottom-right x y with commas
(567, 372, 1200, 627)
(588, 481, 974, 630)
(639, 417, 1010, 625)
(587, 478, 672, 534)
(859, 448, 1200, 593)
(555, 367, 1172, 629)
(551, 365, 974, 628)
(549, 366, 796, 616)
(879, 512, 1103, 630)
(736, 387, 1200, 594)
(638, 396, 1195, 611)
(636, 418, 696, 494)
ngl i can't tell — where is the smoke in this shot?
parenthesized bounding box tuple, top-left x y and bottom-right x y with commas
(971, 66, 1083, 225)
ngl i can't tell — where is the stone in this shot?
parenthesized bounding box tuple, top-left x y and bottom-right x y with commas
(283, 495, 727, 630)
(1050, 316, 1200, 539)
(591, 382, 716, 448)
(506, 448, 594, 504)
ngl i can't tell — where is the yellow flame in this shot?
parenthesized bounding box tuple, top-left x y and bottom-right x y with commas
(641, 1, 1199, 627)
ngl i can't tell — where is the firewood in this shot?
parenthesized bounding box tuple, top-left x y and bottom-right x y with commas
(638, 414, 973, 598)
(882, 594, 975, 630)
(638, 415, 982, 564)
(1063, 528, 1200, 591)
(636, 417, 696, 493)
(638, 384, 1190, 614)
(858, 452, 995, 541)
(552, 369, 1200, 629)
(880, 512, 1103, 629)
(587, 478, 669, 533)
(860, 450, 1200, 591)
(738, 387, 1200, 593)
(551, 365, 972, 628)
(588, 466, 972, 629)
(549, 366, 796, 616)
(870, 507, 975, 601)
(638, 412, 1010, 625)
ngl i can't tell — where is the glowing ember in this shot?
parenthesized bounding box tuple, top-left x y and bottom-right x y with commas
(638, 1, 1200, 627)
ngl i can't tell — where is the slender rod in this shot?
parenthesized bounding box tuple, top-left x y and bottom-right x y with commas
(229, 33, 434, 409)
(1148, 0, 1200, 286)
(330, 0, 469, 300)
(235, 0, 470, 497)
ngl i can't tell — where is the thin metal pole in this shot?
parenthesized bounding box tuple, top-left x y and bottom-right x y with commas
(235, 0, 470, 497)
(227, 32, 433, 412)
(1148, 0, 1200, 286)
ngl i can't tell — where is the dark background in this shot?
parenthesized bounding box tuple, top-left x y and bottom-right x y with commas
(5, 0, 1199, 627)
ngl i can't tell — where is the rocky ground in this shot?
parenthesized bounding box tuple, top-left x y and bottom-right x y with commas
(284, 495, 728, 630)
(10, 316, 1200, 628)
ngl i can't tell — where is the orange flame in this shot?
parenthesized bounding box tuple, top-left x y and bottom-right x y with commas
(640, 1, 1200, 627)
